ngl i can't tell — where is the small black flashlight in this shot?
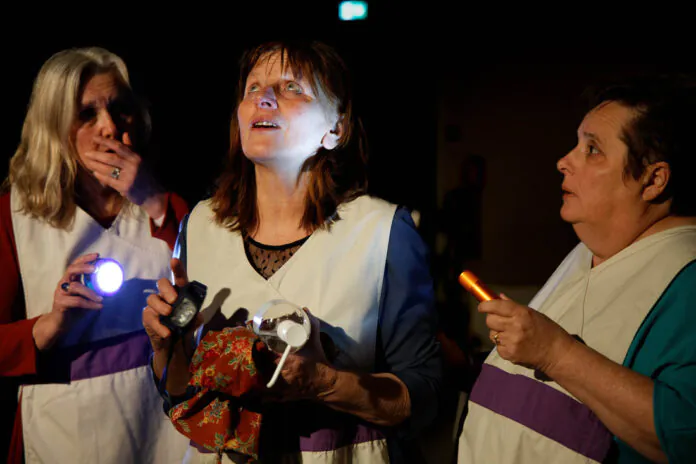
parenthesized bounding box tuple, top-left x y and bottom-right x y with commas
(159, 281, 207, 332)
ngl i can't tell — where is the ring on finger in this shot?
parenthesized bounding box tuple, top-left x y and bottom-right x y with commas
(493, 331, 501, 345)
(61, 282, 70, 292)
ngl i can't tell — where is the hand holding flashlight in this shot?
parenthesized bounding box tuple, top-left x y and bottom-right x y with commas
(144, 259, 205, 352)
(143, 259, 206, 396)
(33, 253, 106, 351)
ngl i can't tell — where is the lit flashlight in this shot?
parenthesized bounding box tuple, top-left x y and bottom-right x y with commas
(81, 258, 125, 296)
(458, 270, 499, 302)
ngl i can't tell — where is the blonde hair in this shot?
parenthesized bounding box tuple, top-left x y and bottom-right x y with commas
(5, 47, 147, 229)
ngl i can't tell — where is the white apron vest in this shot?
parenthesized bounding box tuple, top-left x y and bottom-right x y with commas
(11, 188, 190, 464)
(458, 225, 696, 464)
(183, 195, 396, 463)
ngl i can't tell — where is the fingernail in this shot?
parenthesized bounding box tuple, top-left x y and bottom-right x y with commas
(96, 295, 103, 302)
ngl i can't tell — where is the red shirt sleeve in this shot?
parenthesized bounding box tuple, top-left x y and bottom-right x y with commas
(0, 193, 38, 377)
(149, 192, 189, 251)
(0, 193, 39, 377)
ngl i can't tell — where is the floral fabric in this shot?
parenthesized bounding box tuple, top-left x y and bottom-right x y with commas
(169, 326, 273, 462)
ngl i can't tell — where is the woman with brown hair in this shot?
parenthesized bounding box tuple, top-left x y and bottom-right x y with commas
(143, 40, 443, 463)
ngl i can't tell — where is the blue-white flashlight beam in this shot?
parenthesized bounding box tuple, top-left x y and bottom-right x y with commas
(82, 258, 124, 296)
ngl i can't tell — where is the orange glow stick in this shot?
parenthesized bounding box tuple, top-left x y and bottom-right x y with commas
(458, 270, 499, 302)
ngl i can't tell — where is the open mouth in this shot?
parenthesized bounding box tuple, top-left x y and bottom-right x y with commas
(252, 120, 280, 129)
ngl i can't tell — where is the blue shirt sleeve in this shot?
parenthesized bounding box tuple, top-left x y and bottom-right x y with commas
(378, 207, 443, 437)
(153, 213, 199, 413)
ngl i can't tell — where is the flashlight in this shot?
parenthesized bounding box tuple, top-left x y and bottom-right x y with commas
(159, 281, 207, 333)
(81, 258, 124, 296)
(458, 270, 499, 302)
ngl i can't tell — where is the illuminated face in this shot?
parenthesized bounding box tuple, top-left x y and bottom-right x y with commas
(237, 51, 341, 167)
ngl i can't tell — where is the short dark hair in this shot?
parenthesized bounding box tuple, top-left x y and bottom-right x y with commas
(590, 75, 696, 216)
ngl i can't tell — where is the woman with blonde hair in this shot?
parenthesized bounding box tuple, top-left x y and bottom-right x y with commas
(0, 47, 189, 463)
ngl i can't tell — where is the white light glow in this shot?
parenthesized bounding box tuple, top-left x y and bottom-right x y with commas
(94, 260, 124, 294)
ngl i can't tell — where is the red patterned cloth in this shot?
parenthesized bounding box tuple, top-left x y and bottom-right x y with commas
(169, 326, 272, 461)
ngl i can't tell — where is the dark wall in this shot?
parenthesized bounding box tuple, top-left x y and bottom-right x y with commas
(433, 24, 696, 288)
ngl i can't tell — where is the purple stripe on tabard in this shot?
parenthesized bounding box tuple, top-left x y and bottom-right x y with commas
(70, 330, 152, 381)
(194, 424, 385, 454)
(298, 423, 385, 452)
(470, 364, 612, 462)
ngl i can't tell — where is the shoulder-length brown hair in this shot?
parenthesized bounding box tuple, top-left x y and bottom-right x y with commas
(210, 40, 368, 233)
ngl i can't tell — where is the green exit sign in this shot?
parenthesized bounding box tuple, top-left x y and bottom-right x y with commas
(339, 1, 368, 21)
